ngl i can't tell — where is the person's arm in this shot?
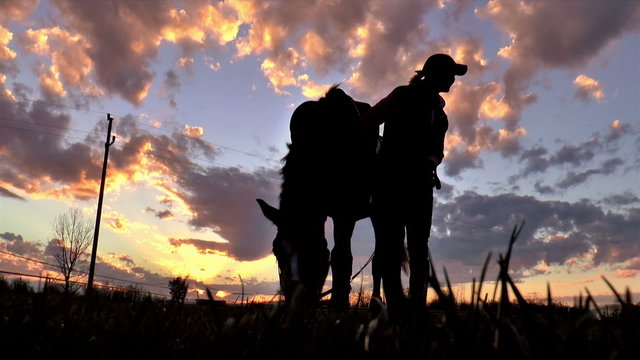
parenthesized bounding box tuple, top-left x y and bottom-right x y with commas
(360, 87, 402, 127)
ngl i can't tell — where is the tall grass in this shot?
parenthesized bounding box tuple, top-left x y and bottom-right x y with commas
(0, 224, 638, 359)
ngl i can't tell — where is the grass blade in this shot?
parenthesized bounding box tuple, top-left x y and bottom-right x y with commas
(477, 252, 492, 309)
(601, 276, 624, 305)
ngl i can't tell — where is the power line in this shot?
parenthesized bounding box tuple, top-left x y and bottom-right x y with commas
(0, 269, 172, 299)
(0, 94, 108, 116)
(0, 248, 167, 290)
(1, 93, 281, 164)
(0, 109, 281, 165)
(0, 123, 92, 144)
(0, 116, 94, 135)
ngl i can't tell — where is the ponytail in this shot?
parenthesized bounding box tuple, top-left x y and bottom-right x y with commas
(409, 73, 425, 86)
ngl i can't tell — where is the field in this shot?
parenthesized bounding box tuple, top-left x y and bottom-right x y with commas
(1, 275, 638, 359)
(1, 225, 638, 359)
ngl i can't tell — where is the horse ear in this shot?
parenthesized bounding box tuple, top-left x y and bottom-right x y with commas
(256, 199, 280, 225)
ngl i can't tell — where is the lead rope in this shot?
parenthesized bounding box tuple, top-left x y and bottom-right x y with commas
(320, 250, 375, 298)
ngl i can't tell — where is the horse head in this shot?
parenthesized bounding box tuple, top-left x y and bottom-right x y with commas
(256, 198, 295, 300)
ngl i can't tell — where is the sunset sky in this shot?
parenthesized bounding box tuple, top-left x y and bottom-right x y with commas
(0, 0, 638, 304)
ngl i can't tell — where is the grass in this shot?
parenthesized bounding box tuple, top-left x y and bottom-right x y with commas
(0, 223, 638, 359)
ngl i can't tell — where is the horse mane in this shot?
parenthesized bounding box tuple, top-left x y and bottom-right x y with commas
(279, 85, 355, 204)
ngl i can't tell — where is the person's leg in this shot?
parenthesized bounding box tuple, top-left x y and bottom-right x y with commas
(371, 207, 406, 317)
(330, 217, 356, 310)
(406, 194, 433, 308)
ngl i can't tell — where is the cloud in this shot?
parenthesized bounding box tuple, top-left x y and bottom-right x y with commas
(555, 157, 624, 190)
(0, 25, 17, 74)
(21, 26, 98, 100)
(533, 181, 554, 195)
(47, 1, 175, 104)
(439, 81, 528, 175)
(574, 74, 605, 102)
(145, 207, 174, 220)
(0, 0, 38, 74)
(0, 85, 277, 261)
(169, 238, 229, 255)
(475, 0, 640, 134)
(510, 120, 634, 183)
(0, 232, 41, 257)
(615, 257, 640, 279)
(0, 87, 280, 261)
(549, 140, 598, 167)
(601, 191, 640, 207)
(156, 209, 174, 220)
(430, 191, 640, 282)
(0, 232, 23, 242)
(177, 166, 281, 261)
(182, 125, 204, 138)
(0, 86, 103, 200)
(518, 146, 549, 177)
(0, 185, 25, 200)
(0, 0, 38, 22)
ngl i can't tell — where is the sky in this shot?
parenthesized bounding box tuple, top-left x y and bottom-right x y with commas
(0, 0, 638, 304)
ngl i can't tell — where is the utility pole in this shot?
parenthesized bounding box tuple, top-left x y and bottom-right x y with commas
(87, 113, 115, 293)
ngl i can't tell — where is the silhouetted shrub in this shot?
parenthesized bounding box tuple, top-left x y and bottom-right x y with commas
(169, 276, 189, 304)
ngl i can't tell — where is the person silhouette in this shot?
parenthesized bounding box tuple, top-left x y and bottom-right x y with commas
(364, 53, 467, 316)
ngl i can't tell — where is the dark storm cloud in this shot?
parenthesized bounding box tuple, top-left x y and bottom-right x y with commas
(0, 85, 102, 199)
(430, 191, 640, 281)
(177, 166, 280, 261)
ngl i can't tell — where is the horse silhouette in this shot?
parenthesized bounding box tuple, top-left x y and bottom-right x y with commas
(258, 85, 377, 310)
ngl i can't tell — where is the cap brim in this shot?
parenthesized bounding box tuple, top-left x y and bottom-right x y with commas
(454, 64, 468, 76)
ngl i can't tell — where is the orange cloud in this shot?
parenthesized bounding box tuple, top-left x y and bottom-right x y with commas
(574, 74, 605, 101)
(24, 27, 97, 97)
(0, 26, 16, 62)
(183, 125, 204, 138)
(302, 31, 330, 64)
(39, 64, 67, 98)
(260, 51, 300, 95)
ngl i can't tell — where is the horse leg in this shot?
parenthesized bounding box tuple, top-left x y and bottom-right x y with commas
(330, 217, 355, 310)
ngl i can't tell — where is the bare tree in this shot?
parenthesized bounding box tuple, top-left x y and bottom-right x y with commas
(49, 208, 93, 294)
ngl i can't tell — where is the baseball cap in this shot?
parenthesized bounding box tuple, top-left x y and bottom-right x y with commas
(416, 53, 467, 76)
